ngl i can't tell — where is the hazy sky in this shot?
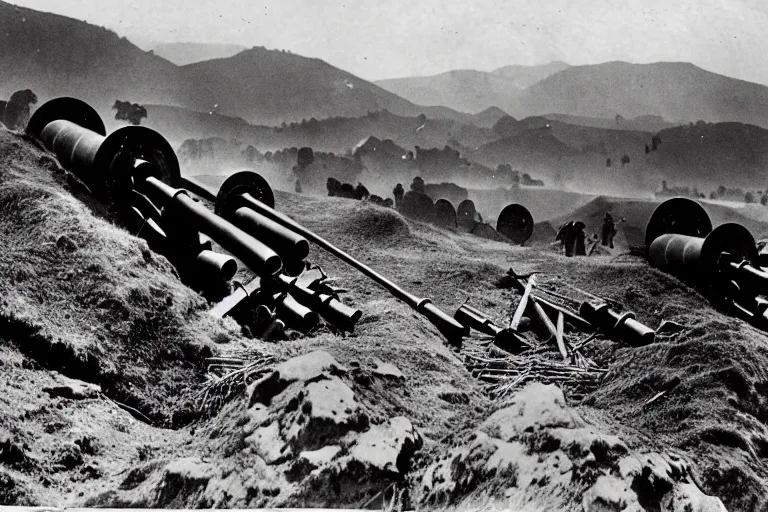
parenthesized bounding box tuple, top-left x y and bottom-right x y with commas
(10, 0, 768, 83)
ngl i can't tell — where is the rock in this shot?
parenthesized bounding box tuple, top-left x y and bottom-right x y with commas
(582, 475, 641, 512)
(656, 320, 686, 335)
(43, 377, 101, 400)
(281, 377, 367, 451)
(349, 417, 422, 475)
(56, 442, 84, 470)
(414, 382, 725, 511)
(153, 458, 218, 507)
(56, 234, 78, 252)
(275, 351, 347, 382)
(245, 421, 288, 465)
(249, 351, 347, 406)
(661, 483, 728, 512)
(481, 382, 580, 440)
(0, 439, 32, 469)
(371, 358, 405, 381)
(300, 445, 342, 467)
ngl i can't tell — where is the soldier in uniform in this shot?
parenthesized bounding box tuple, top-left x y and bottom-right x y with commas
(601, 212, 616, 248)
(574, 221, 587, 256)
(393, 183, 404, 209)
(556, 221, 576, 257)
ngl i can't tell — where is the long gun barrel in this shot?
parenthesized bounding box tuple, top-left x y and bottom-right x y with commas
(138, 172, 282, 277)
(26, 98, 282, 278)
(182, 171, 467, 345)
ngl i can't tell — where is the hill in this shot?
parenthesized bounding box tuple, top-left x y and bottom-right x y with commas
(376, 69, 525, 114)
(179, 47, 423, 125)
(511, 61, 768, 129)
(542, 113, 677, 133)
(1, 127, 761, 510)
(376, 62, 569, 114)
(646, 121, 768, 190)
(491, 61, 571, 86)
(0, 0, 210, 112)
(0, 2, 479, 128)
(152, 42, 248, 65)
(130, 105, 497, 156)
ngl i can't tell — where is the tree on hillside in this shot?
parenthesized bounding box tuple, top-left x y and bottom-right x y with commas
(761, 194, 768, 206)
(651, 135, 662, 151)
(621, 154, 630, 166)
(746, 191, 756, 204)
(3, 89, 37, 130)
(645, 144, 650, 154)
(606, 158, 612, 167)
(113, 100, 147, 125)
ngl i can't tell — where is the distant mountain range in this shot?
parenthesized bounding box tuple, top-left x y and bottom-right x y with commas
(509, 61, 768, 127)
(376, 62, 569, 114)
(119, 105, 498, 156)
(0, 1, 475, 126)
(378, 60, 768, 132)
(152, 42, 248, 65)
(0, 1, 204, 112)
(6, 0, 768, 195)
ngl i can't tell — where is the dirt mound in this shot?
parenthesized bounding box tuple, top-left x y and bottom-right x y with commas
(0, 130, 262, 505)
(416, 382, 726, 511)
(468, 187, 596, 225)
(90, 351, 428, 508)
(0, 131, 242, 425)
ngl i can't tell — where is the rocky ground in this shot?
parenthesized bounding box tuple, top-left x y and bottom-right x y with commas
(1, 126, 767, 510)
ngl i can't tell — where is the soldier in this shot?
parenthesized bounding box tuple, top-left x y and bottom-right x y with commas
(601, 212, 616, 248)
(556, 221, 576, 257)
(393, 183, 404, 209)
(574, 221, 587, 256)
(563, 222, 577, 257)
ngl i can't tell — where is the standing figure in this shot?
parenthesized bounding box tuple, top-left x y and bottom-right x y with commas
(557, 221, 577, 257)
(601, 212, 616, 248)
(574, 221, 587, 256)
(393, 183, 404, 209)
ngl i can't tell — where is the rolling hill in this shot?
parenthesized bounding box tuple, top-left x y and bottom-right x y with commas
(542, 113, 677, 133)
(646, 121, 768, 189)
(178, 47, 422, 125)
(510, 61, 768, 129)
(118, 104, 498, 156)
(376, 62, 569, 114)
(152, 42, 248, 65)
(0, 1, 477, 128)
(0, 0, 210, 112)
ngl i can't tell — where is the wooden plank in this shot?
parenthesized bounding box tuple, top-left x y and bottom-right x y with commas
(555, 311, 568, 361)
(510, 274, 536, 329)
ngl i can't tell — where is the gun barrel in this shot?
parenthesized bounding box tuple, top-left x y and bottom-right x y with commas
(579, 302, 655, 346)
(195, 250, 238, 282)
(237, 189, 466, 343)
(454, 304, 501, 336)
(275, 274, 361, 332)
(140, 176, 282, 277)
(232, 206, 310, 263)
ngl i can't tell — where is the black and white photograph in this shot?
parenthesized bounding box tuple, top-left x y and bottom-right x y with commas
(2, 1, 768, 510)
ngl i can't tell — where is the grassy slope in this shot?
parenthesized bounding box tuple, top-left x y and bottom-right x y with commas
(0, 129, 258, 504)
(3, 131, 768, 509)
